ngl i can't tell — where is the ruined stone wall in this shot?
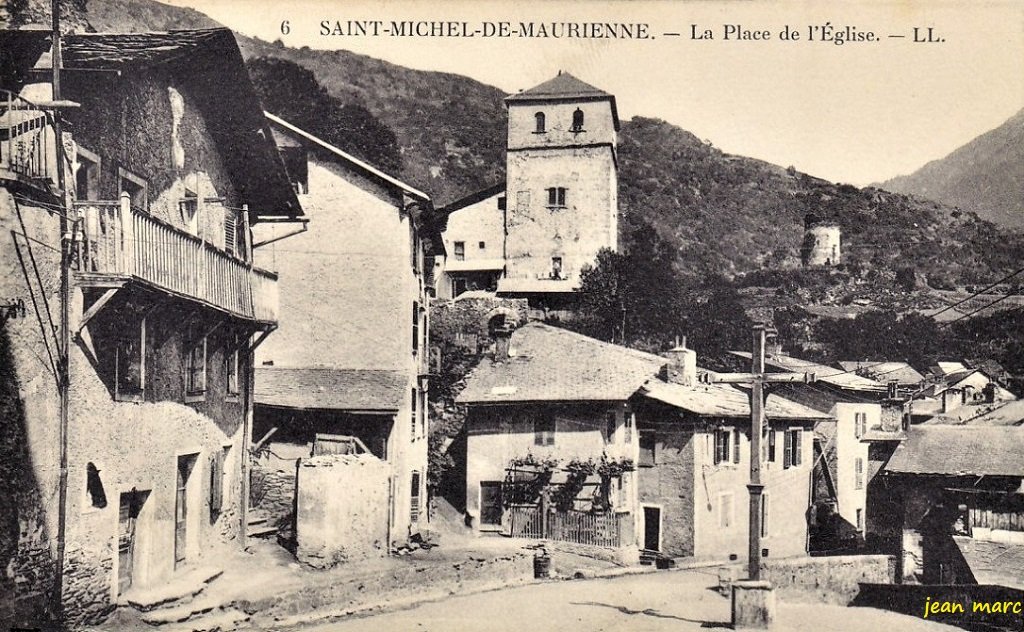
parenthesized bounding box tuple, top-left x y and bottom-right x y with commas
(250, 462, 297, 530)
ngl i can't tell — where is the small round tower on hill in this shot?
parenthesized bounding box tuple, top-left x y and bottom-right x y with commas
(800, 214, 841, 267)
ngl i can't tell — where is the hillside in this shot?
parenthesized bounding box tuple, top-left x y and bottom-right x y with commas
(72, 0, 1024, 287)
(881, 108, 1024, 229)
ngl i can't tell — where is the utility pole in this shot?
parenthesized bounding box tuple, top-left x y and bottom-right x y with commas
(707, 325, 814, 580)
(51, 0, 71, 620)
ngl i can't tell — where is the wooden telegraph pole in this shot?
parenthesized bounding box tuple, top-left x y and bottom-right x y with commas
(708, 325, 814, 581)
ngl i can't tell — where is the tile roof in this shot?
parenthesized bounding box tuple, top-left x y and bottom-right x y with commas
(963, 400, 1024, 426)
(884, 426, 1024, 477)
(456, 323, 666, 404)
(506, 72, 611, 101)
(953, 536, 1024, 590)
(731, 351, 886, 392)
(837, 361, 925, 385)
(255, 367, 407, 412)
(639, 379, 830, 421)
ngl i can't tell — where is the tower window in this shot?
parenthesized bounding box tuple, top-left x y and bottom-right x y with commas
(571, 107, 585, 132)
(546, 187, 567, 208)
(534, 112, 546, 133)
(453, 241, 465, 261)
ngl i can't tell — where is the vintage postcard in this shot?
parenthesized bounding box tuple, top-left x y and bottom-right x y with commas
(1, 0, 1022, 630)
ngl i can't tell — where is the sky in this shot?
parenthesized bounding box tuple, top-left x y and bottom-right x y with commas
(163, 0, 1024, 186)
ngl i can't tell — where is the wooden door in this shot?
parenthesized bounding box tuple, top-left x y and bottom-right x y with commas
(117, 492, 140, 594)
(643, 506, 661, 551)
(175, 456, 194, 568)
(480, 482, 503, 526)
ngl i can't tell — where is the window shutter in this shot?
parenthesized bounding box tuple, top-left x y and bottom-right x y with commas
(783, 431, 792, 469)
(209, 451, 223, 514)
(224, 208, 238, 255)
(732, 429, 740, 464)
(768, 430, 776, 462)
(794, 430, 803, 466)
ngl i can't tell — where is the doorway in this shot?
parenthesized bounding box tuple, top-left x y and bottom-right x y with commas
(175, 454, 197, 569)
(117, 489, 147, 594)
(479, 482, 503, 527)
(643, 505, 662, 551)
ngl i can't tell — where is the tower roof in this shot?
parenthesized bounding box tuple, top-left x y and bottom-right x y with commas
(506, 72, 619, 129)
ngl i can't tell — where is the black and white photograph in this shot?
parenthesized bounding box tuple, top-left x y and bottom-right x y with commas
(1, 0, 1023, 630)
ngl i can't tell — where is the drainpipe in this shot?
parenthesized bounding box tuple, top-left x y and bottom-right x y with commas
(52, 0, 71, 619)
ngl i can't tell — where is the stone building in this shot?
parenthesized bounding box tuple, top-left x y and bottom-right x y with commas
(800, 215, 842, 267)
(0, 29, 301, 626)
(251, 113, 445, 545)
(633, 362, 827, 560)
(437, 72, 619, 307)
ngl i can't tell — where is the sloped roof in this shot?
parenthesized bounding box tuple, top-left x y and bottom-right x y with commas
(456, 323, 666, 404)
(255, 367, 407, 412)
(964, 400, 1024, 426)
(507, 72, 611, 101)
(2, 28, 302, 220)
(505, 72, 619, 130)
(731, 351, 886, 392)
(639, 379, 830, 422)
(837, 361, 925, 385)
(884, 426, 1024, 477)
(953, 536, 1024, 591)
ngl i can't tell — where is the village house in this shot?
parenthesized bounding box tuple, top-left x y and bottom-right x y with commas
(456, 322, 656, 553)
(0, 28, 301, 625)
(731, 351, 907, 550)
(250, 113, 444, 550)
(632, 356, 828, 560)
(456, 322, 826, 565)
(437, 72, 619, 308)
(879, 426, 1024, 587)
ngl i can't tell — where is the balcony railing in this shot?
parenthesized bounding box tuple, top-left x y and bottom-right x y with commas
(0, 90, 55, 185)
(74, 196, 278, 323)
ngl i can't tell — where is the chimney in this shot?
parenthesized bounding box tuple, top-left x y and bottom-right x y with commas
(983, 382, 996, 404)
(661, 340, 697, 386)
(493, 323, 514, 362)
(887, 380, 899, 400)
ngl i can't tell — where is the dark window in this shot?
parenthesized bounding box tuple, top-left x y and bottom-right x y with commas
(546, 187, 567, 208)
(551, 257, 563, 279)
(453, 241, 465, 261)
(453, 277, 467, 297)
(571, 107, 585, 132)
(411, 471, 422, 523)
(605, 412, 616, 443)
(118, 169, 148, 214)
(768, 429, 776, 462)
(209, 448, 227, 517)
(411, 388, 418, 437)
(86, 462, 107, 509)
(854, 412, 866, 438)
(226, 337, 240, 396)
(639, 432, 656, 467)
(410, 224, 420, 273)
(412, 302, 420, 354)
(534, 415, 555, 446)
(179, 190, 198, 235)
(115, 317, 145, 400)
(185, 324, 207, 395)
(714, 428, 731, 465)
(732, 429, 741, 464)
(784, 429, 802, 469)
(534, 112, 546, 133)
(478, 241, 486, 250)
(497, 196, 507, 211)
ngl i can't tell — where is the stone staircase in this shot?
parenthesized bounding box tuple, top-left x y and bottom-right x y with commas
(246, 509, 280, 542)
(114, 566, 250, 632)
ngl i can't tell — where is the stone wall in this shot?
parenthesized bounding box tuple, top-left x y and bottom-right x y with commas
(636, 405, 696, 556)
(250, 462, 298, 530)
(295, 454, 391, 568)
(760, 554, 896, 605)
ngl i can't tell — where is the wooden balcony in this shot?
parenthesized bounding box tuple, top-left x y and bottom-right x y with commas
(74, 197, 279, 324)
(0, 89, 57, 193)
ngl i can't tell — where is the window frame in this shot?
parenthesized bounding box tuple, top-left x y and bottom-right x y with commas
(534, 111, 546, 134)
(115, 316, 146, 402)
(453, 241, 466, 261)
(550, 256, 563, 279)
(411, 387, 418, 439)
(713, 427, 731, 465)
(75, 146, 102, 201)
(117, 167, 149, 214)
(184, 324, 207, 399)
(638, 431, 656, 467)
(225, 335, 241, 399)
(855, 457, 865, 490)
(546, 186, 567, 208)
(412, 301, 420, 355)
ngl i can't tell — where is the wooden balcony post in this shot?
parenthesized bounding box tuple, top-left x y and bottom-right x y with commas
(119, 192, 133, 274)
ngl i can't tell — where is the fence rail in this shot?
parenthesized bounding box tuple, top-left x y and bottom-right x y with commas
(75, 197, 278, 322)
(507, 506, 628, 548)
(0, 89, 54, 184)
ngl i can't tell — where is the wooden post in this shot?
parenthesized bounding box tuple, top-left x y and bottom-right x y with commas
(119, 192, 133, 274)
(540, 487, 550, 539)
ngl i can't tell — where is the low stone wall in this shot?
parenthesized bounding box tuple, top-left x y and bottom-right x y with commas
(547, 541, 639, 567)
(250, 462, 297, 530)
(760, 554, 897, 605)
(239, 551, 533, 625)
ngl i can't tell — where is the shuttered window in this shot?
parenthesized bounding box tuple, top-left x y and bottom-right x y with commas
(224, 208, 238, 256)
(410, 471, 422, 523)
(855, 457, 864, 490)
(732, 429, 741, 464)
(209, 449, 226, 516)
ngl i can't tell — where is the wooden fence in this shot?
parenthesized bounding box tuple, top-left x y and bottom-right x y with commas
(75, 197, 278, 322)
(0, 90, 53, 183)
(507, 505, 628, 548)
